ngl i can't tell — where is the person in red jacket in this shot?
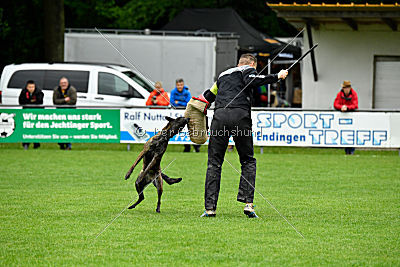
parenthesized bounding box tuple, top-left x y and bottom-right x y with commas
(334, 80, 358, 112)
(146, 81, 170, 106)
(334, 80, 358, 154)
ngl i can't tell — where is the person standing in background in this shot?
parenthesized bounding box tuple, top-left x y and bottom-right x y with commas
(334, 80, 359, 155)
(19, 80, 44, 150)
(53, 77, 77, 150)
(146, 81, 170, 106)
(170, 78, 200, 153)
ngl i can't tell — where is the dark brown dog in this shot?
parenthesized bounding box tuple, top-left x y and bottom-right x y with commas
(124, 116, 190, 213)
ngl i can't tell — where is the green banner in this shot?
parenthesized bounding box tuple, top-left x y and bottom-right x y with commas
(0, 109, 120, 143)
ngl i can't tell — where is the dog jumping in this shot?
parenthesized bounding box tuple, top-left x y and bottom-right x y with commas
(124, 116, 190, 213)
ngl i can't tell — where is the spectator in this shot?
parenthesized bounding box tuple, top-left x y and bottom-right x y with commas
(53, 77, 77, 106)
(53, 77, 77, 150)
(18, 80, 43, 150)
(334, 80, 359, 155)
(170, 78, 191, 107)
(19, 80, 44, 106)
(146, 81, 170, 106)
(170, 78, 200, 153)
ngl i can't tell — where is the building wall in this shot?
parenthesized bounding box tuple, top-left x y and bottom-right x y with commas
(302, 25, 400, 109)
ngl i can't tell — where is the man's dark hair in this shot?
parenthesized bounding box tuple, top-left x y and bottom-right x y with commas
(176, 78, 184, 84)
(239, 53, 257, 65)
(26, 80, 35, 85)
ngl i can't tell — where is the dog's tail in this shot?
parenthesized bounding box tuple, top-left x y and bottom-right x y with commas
(161, 173, 182, 185)
(125, 150, 146, 180)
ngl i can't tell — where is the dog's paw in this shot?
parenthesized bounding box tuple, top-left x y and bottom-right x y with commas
(124, 173, 131, 180)
(156, 208, 160, 213)
(128, 204, 136, 209)
(170, 178, 182, 184)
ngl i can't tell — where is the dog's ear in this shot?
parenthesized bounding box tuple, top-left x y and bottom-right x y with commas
(165, 116, 174, 122)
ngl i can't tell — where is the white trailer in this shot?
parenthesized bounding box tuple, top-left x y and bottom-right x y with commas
(64, 29, 239, 97)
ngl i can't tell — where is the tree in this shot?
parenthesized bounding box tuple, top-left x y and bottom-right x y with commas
(43, 0, 64, 62)
(92, 0, 296, 36)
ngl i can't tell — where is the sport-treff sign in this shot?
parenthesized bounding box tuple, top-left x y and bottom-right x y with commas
(252, 111, 395, 148)
(0, 109, 120, 143)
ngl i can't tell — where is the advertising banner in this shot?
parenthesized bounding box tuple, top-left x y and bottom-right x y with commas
(0, 109, 120, 143)
(252, 111, 391, 147)
(121, 109, 396, 148)
(120, 109, 193, 144)
(1, 107, 397, 148)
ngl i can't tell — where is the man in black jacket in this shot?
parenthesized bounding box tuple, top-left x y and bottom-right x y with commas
(199, 54, 288, 218)
(18, 80, 44, 149)
(19, 80, 44, 105)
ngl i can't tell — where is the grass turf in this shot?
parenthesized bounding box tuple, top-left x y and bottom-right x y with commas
(0, 144, 399, 265)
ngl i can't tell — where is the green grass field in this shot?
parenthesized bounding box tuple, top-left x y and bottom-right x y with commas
(0, 143, 399, 265)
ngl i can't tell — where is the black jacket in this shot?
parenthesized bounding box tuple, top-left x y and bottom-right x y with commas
(214, 65, 278, 111)
(18, 87, 44, 105)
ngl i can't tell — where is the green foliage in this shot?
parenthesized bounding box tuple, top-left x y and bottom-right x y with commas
(91, 0, 295, 36)
(95, 0, 182, 29)
(0, 0, 44, 70)
(63, 0, 113, 28)
(0, 8, 11, 38)
(0, 145, 399, 265)
(0, 0, 295, 70)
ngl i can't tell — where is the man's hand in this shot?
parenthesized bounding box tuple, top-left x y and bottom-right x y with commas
(65, 97, 71, 102)
(341, 105, 348, 112)
(153, 100, 158, 105)
(278, 69, 289, 80)
(175, 100, 179, 104)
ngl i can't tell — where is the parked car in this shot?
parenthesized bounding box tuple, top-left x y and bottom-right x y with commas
(0, 63, 153, 106)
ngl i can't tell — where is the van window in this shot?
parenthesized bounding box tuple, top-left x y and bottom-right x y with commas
(122, 71, 154, 93)
(98, 72, 143, 98)
(7, 69, 89, 93)
(8, 70, 45, 89)
(44, 70, 89, 93)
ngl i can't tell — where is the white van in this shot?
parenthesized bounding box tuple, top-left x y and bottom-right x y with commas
(0, 63, 153, 106)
